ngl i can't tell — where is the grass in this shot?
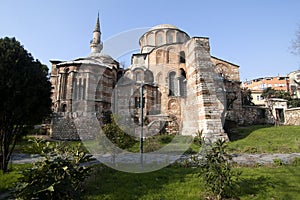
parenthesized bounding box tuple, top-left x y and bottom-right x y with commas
(84, 165, 205, 200)
(13, 136, 87, 154)
(1, 163, 300, 199)
(2, 125, 300, 199)
(238, 164, 300, 199)
(0, 164, 31, 193)
(82, 163, 300, 200)
(228, 125, 300, 153)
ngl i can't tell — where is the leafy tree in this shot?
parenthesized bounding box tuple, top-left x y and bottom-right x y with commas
(241, 88, 254, 106)
(15, 139, 94, 199)
(200, 139, 240, 200)
(102, 115, 136, 149)
(291, 25, 300, 55)
(0, 37, 51, 172)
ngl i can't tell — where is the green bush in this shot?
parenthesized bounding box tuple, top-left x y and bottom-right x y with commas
(144, 137, 162, 152)
(200, 139, 241, 200)
(273, 158, 285, 166)
(193, 130, 203, 146)
(292, 157, 300, 166)
(102, 116, 137, 149)
(15, 139, 94, 200)
(158, 134, 174, 144)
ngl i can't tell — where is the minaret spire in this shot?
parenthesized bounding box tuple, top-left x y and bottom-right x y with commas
(94, 12, 100, 33)
(90, 12, 103, 54)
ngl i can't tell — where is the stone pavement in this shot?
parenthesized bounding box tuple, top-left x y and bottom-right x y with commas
(10, 152, 300, 166)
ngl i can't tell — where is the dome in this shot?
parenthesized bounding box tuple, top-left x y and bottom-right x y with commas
(139, 24, 190, 53)
(57, 53, 118, 70)
(149, 24, 180, 31)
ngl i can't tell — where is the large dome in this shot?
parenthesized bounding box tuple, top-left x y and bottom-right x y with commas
(139, 24, 190, 53)
(149, 24, 180, 31)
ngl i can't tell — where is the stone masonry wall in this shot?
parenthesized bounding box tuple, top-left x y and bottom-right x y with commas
(285, 108, 300, 125)
(182, 37, 228, 141)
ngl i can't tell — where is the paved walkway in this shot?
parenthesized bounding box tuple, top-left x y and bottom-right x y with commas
(10, 152, 300, 165)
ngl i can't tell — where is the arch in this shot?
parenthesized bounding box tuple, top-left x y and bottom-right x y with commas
(176, 32, 182, 43)
(156, 31, 164, 46)
(144, 70, 154, 83)
(179, 68, 187, 97)
(147, 33, 155, 46)
(156, 50, 164, 64)
(62, 104, 67, 112)
(78, 78, 82, 100)
(82, 78, 86, 100)
(135, 71, 142, 82)
(73, 77, 77, 100)
(179, 51, 186, 63)
(167, 48, 177, 64)
(95, 77, 102, 100)
(215, 63, 229, 78)
(156, 72, 162, 84)
(62, 68, 69, 100)
(169, 71, 176, 96)
(166, 30, 175, 44)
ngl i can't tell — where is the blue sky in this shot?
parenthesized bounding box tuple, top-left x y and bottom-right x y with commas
(1, 0, 300, 81)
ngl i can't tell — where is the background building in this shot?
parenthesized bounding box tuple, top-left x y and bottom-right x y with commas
(243, 76, 289, 105)
(288, 70, 300, 99)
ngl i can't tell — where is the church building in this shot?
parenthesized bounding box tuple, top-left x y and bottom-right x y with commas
(49, 15, 242, 141)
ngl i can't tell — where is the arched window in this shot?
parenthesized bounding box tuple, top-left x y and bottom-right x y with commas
(179, 68, 187, 97)
(73, 78, 77, 100)
(145, 70, 154, 83)
(167, 48, 177, 64)
(166, 31, 174, 43)
(169, 71, 176, 96)
(156, 50, 164, 64)
(156, 72, 162, 84)
(78, 78, 82, 100)
(62, 104, 67, 112)
(215, 63, 229, 79)
(136, 71, 142, 82)
(147, 33, 155, 46)
(156, 31, 164, 46)
(176, 33, 182, 43)
(62, 69, 69, 100)
(95, 79, 102, 100)
(179, 51, 185, 63)
(82, 78, 86, 100)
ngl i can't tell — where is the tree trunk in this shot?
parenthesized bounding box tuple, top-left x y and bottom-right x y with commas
(0, 126, 20, 172)
(1, 132, 8, 172)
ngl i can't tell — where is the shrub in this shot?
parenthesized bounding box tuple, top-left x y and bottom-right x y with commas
(158, 134, 174, 144)
(144, 137, 162, 152)
(292, 157, 300, 166)
(102, 115, 137, 149)
(23, 137, 48, 154)
(193, 130, 203, 146)
(15, 139, 94, 200)
(200, 139, 241, 200)
(273, 158, 285, 166)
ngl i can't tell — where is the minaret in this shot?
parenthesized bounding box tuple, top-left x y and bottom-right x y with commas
(90, 13, 103, 54)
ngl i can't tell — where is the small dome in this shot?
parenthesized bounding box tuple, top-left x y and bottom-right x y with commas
(149, 24, 179, 31)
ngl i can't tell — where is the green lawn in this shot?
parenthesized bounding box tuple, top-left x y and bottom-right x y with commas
(228, 125, 300, 153)
(2, 125, 300, 199)
(83, 163, 300, 200)
(0, 164, 31, 194)
(1, 163, 300, 199)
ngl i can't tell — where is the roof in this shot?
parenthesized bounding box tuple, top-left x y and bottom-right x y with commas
(149, 24, 179, 31)
(56, 53, 118, 69)
(211, 56, 240, 68)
